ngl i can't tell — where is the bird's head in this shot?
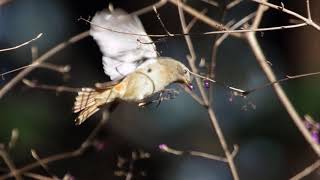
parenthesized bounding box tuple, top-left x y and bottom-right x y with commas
(159, 58, 193, 90)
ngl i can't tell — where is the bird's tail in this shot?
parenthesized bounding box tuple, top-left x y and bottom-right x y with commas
(73, 88, 111, 125)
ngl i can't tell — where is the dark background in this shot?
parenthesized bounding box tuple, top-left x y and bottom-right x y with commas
(1, 0, 320, 179)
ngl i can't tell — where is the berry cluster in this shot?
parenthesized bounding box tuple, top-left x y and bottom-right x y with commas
(304, 116, 320, 144)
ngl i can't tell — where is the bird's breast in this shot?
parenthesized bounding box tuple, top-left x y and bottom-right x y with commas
(120, 70, 168, 101)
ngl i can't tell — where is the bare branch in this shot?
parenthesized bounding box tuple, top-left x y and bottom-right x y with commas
(8, 129, 19, 150)
(80, 16, 308, 39)
(186, 9, 208, 32)
(169, 0, 241, 38)
(180, 84, 206, 106)
(0, 33, 42, 52)
(209, 12, 257, 101)
(226, 0, 243, 10)
(246, 34, 320, 156)
(131, 0, 168, 16)
(39, 63, 71, 74)
(251, 0, 268, 29)
(0, 62, 70, 79)
(290, 160, 320, 180)
(251, 0, 320, 31)
(0, 148, 22, 180)
(31, 46, 39, 60)
(30, 149, 60, 180)
(244, 71, 320, 94)
(0, 110, 111, 180)
(159, 144, 229, 162)
(0, 31, 89, 99)
(23, 172, 56, 180)
(306, 0, 312, 20)
(245, 0, 320, 156)
(177, 1, 240, 179)
(200, 0, 219, 7)
(22, 79, 79, 93)
(153, 6, 173, 36)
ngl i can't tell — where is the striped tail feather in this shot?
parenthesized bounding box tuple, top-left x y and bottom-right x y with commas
(73, 88, 102, 125)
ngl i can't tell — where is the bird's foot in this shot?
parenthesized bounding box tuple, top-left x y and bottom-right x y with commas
(138, 89, 179, 107)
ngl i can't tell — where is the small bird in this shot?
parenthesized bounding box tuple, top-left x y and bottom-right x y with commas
(73, 8, 192, 125)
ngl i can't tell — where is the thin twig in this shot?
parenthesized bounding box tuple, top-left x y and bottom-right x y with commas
(188, 71, 246, 95)
(244, 71, 320, 94)
(159, 144, 234, 162)
(169, 0, 241, 38)
(306, 0, 312, 20)
(0, 0, 164, 97)
(8, 129, 19, 150)
(209, 12, 256, 101)
(208, 1, 230, 102)
(22, 79, 79, 93)
(0, 63, 37, 79)
(251, 0, 268, 29)
(209, 12, 257, 102)
(131, 0, 168, 16)
(23, 172, 56, 180)
(246, 36, 320, 156)
(216, 12, 256, 47)
(30, 149, 60, 180)
(0, 63, 70, 79)
(251, 0, 320, 31)
(0, 33, 42, 52)
(186, 9, 208, 32)
(31, 46, 39, 60)
(0, 31, 89, 99)
(226, 0, 243, 10)
(80, 17, 308, 38)
(200, 0, 219, 7)
(0, 149, 22, 180)
(177, 1, 240, 179)
(39, 63, 71, 74)
(0, 110, 111, 180)
(179, 84, 206, 106)
(290, 160, 320, 180)
(153, 6, 173, 36)
(245, 1, 320, 157)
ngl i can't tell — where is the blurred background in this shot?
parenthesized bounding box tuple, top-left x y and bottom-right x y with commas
(1, 0, 320, 179)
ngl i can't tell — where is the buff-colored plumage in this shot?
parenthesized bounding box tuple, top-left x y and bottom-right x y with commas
(73, 9, 192, 125)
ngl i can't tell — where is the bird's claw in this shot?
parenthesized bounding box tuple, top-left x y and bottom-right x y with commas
(138, 89, 179, 107)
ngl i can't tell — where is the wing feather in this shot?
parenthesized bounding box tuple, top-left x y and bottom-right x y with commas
(90, 9, 157, 80)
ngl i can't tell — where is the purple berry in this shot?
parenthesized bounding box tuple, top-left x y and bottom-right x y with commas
(187, 84, 193, 91)
(159, 144, 168, 151)
(304, 121, 312, 129)
(63, 174, 76, 180)
(94, 141, 107, 151)
(311, 130, 320, 144)
(204, 79, 210, 88)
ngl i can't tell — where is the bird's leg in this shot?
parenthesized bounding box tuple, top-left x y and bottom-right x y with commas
(94, 79, 122, 90)
(138, 89, 179, 107)
(156, 89, 179, 107)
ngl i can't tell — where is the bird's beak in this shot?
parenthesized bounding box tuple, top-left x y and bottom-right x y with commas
(183, 79, 193, 91)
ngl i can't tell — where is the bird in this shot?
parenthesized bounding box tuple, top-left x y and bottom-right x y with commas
(73, 8, 192, 125)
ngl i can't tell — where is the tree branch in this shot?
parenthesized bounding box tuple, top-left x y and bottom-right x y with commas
(0, 110, 111, 180)
(0, 33, 42, 52)
(177, 1, 240, 179)
(246, 0, 320, 157)
(0, 31, 89, 99)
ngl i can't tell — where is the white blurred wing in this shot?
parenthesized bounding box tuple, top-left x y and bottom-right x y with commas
(90, 9, 157, 80)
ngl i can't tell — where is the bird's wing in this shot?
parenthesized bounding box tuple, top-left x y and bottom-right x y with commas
(90, 9, 158, 80)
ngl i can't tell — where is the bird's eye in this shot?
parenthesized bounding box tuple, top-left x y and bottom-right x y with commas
(147, 68, 152, 73)
(184, 69, 188, 74)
